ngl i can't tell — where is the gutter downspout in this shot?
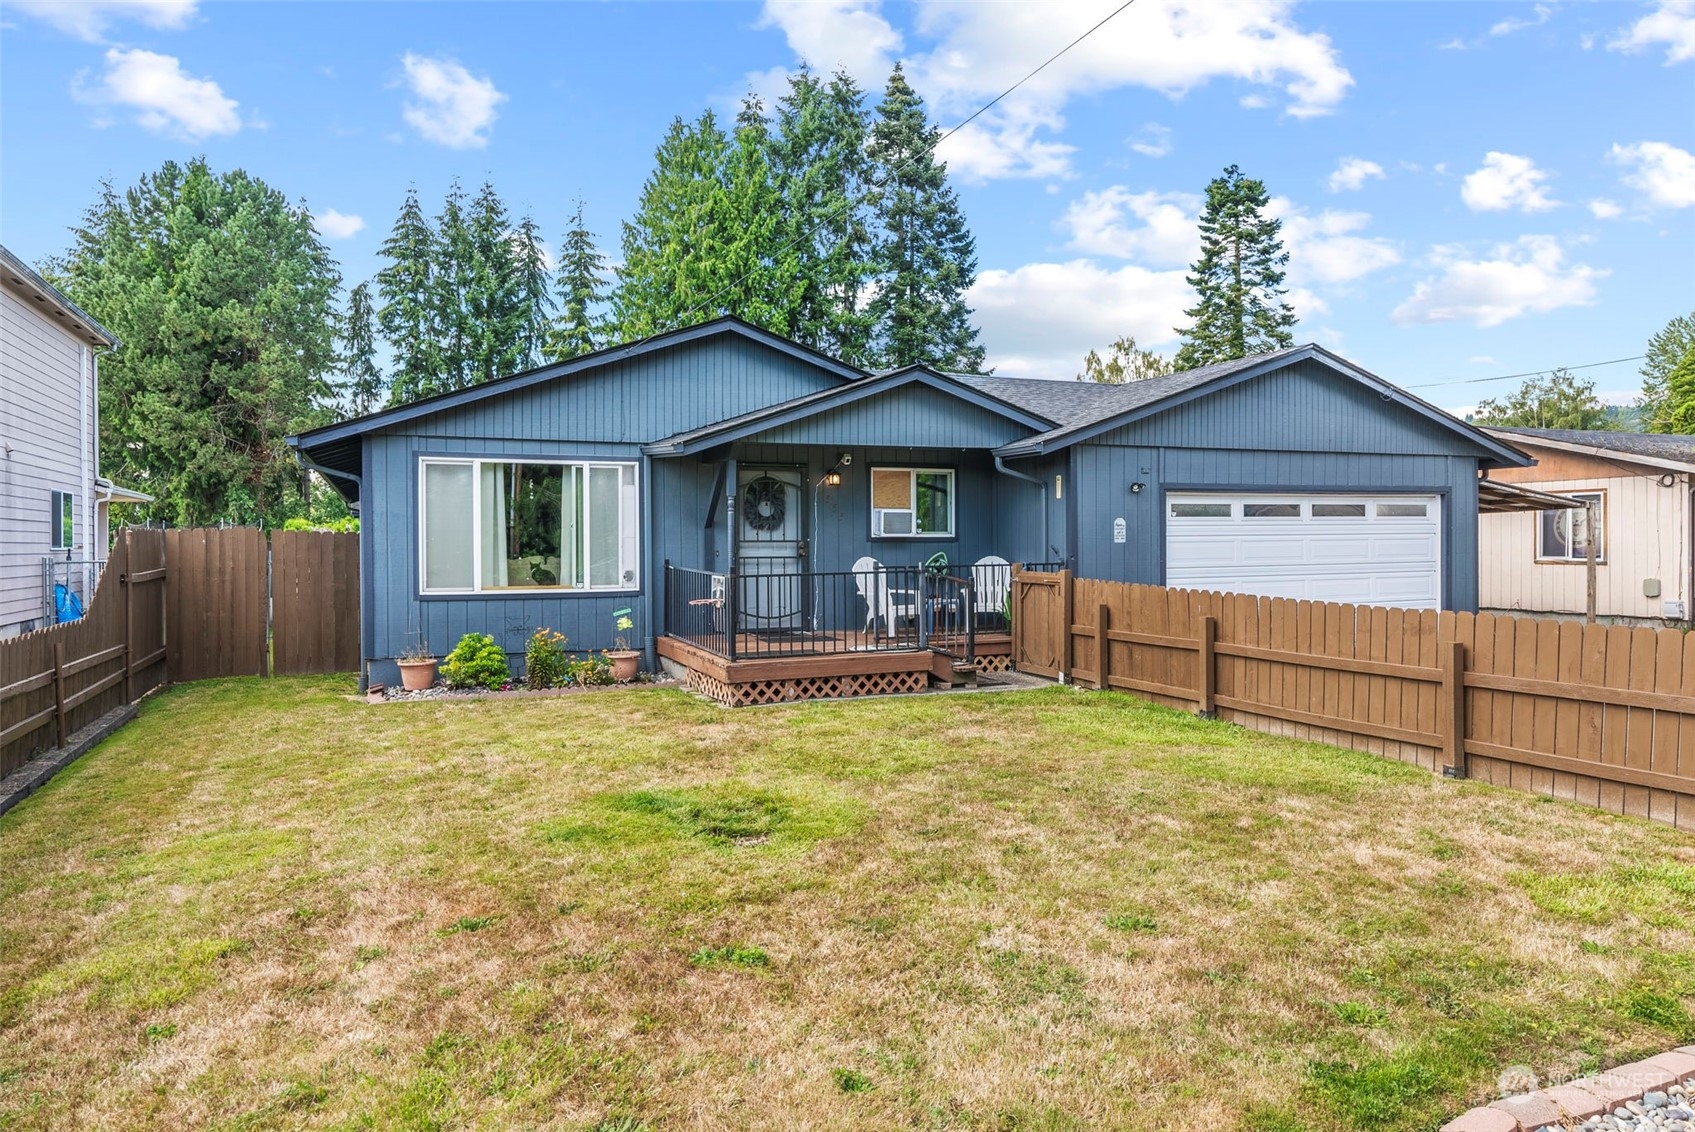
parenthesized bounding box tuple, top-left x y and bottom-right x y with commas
(291, 447, 368, 688)
(995, 454, 1048, 566)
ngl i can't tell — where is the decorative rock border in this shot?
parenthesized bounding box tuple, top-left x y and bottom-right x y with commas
(1442, 1048, 1695, 1131)
(0, 704, 138, 819)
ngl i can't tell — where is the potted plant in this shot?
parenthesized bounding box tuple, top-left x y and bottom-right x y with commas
(396, 639, 438, 691)
(607, 608, 640, 682)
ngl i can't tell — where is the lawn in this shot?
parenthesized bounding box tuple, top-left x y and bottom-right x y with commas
(1, 678, 1692, 1131)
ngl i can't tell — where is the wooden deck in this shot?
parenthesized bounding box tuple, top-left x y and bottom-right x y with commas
(657, 631, 1012, 706)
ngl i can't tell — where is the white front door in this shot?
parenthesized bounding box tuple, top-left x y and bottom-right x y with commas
(1165, 492, 1442, 609)
(737, 467, 805, 631)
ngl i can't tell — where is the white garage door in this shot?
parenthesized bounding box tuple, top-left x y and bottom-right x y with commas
(1165, 493, 1442, 609)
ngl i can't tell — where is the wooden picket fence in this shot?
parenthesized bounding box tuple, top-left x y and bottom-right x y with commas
(0, 529, 168, 777)
(1011, 569, 1695, 831)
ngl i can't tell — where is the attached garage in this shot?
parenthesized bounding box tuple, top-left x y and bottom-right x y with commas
(1165, 493, 1442, 609)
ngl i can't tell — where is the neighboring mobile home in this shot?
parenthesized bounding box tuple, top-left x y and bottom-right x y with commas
(1479, 427, 1695, 626)
(0, 245, 148, 638)
(288, 318, 1532, 690)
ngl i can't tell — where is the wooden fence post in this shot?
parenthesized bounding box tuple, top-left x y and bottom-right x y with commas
(1199, 615, 1217, 717)
(122, 539, 134, 703)
(1443, 640, 1467, 778)
(53, 642, 68, 749)
(1059, 569, 1074, 684)
(1097, 602, 1111, 689)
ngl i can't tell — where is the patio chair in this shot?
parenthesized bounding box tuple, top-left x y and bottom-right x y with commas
(851, 556, 917, 640)
(973, 555, 1012, 626)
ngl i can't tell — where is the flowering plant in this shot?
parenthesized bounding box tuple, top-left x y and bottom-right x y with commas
(612, 607, 635, 651)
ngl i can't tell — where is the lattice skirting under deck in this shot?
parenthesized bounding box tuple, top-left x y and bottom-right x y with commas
(975, 654, 1014, 673)
(684, 668, 928, 707)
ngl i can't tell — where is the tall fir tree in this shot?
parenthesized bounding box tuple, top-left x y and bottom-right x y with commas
(375, 188, 439, 404)
(772, 68, 876, 365)
(340, 281, 385, 416)
(1639, 311, 1695, 431)
(544, 201, 608, 361)
(431, 180, 476, 391)
(866, 64, 985, 373)
(1173, 165, 1296, 370)
(711, 97, 803, 334)
(612, 111, 734, 339)
(510, 215, 552, 370)
(465, 180, 523, 384)
(58, 159, 341, 526)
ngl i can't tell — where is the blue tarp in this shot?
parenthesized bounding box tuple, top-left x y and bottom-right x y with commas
(54, 582, 84, 624)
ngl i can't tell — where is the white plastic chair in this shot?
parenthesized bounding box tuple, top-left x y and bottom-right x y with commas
(973, 555, 1011, 624)
(851, 556, 916, 640)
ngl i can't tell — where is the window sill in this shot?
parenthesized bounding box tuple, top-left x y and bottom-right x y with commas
(418, 587, 640, 600)
(871, 534, 957, 541)
(1533, 557, 1607, 566)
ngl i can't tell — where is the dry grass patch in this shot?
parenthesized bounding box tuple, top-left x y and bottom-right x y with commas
(0, 676, 1691, 1130)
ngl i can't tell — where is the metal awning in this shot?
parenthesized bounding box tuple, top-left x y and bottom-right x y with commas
(1477, 479, 1587, 513)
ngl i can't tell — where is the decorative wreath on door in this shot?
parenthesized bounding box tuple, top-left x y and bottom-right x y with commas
(741, 476, 788, 532)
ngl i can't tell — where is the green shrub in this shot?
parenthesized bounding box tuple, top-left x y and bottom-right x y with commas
(525, 629, 569, 690)
(566, 653, 614, 687)
(280, 516, 359, 533)
(441, 633, 510, 690)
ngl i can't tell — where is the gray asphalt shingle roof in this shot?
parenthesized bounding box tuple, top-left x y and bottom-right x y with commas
(955, 346, 1310, 443)
(1485, 427, 1695, 465)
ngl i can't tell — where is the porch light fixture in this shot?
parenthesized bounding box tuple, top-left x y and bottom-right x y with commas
(822, 453, 850, 487)
(823, 469, 842, 487)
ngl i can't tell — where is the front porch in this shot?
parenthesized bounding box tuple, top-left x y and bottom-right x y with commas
(658, 562, 1043, 706)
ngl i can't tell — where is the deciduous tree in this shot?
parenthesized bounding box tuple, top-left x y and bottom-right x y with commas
(1077, 336, 1173, 384)
(1473, 369, 1618, 430)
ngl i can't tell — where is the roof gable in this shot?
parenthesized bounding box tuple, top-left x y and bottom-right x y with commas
(990, 345, 1532, 468)
(643, 366, 1055, 456)
(290, 317, 865, 453)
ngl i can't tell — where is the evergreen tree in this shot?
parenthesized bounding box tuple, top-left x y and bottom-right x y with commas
(432, 180, 476, 391)
(510, 215, 552, 370)
(1077, 336, 1173, 384)
(1639, 311, 1695, 431)
(711, 97, 803, 334)
(1661, 347, 1695, 434)
(611, 111, 735, 339)
(772, 68, 876, 365)
(340, 281, 385, 416)
(1173, 165, 1296, 370)
(544, 201, 608, 361)
(465, 180, 523, 384)
(58, 159, 341, 526)
(375, 188, 439, 404)
(866, 64, 984, 373)
(1473, 369, 1619, 430)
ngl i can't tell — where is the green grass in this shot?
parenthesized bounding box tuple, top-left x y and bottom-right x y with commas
(0, 675, 1690, 1130)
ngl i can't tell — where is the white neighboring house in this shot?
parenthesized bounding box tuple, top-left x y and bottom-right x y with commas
(0, 244, 149, 638)
(1479, 427, 1695, 626)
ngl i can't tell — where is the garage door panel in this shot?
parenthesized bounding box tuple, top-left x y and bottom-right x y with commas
(1165, 493, 1440, 610)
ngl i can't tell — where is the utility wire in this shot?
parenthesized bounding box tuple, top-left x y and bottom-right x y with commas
(1404, 355, 1645, 391)
(615, 0, 1141, 358)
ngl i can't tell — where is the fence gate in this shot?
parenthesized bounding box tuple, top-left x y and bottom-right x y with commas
(1011, 568, 1067, 678)
(271, 530, 360, 675)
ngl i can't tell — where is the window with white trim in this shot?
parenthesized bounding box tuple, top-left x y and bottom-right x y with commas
(49, 489, 74, 550)
(870, 467, 954, 538)
(419, 458, 639, 592)
(1538, 491, 1605, 563)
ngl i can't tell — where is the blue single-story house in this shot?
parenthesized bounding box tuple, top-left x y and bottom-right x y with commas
(288, 317, 1533, 692)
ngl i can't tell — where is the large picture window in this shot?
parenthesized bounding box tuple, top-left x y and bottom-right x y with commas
(1538, 491, 1605, 563)
(870, 467, 954, 538)
(419, 458, 638, 593)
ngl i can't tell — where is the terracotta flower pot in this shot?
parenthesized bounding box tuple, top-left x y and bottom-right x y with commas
(397, 658, 438, 691)
(607, 650, 641, 682)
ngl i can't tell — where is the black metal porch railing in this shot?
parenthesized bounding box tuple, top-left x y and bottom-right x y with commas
(663, 561, 1048, 664)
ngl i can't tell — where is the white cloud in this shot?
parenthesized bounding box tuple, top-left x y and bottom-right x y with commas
(1588, 198, 1623, 219)
(1610, 141, 1695, 207)
(755, 0, 1353, 181)
(1270, 198, 1401, 285)
(967, 259, 1191, 377)
(1060, 188, 1201, 266)
(10, 0, 194, 42)
(1391, 235, 1604, 327)
(315, 209, 365, 239)
(1609, 0, 1695, 64)
(1128, 123, 1172, 158)
(399, 53, 506, 149)
(1489, 3, 1553, 37)
(1327, 156, 1385, 192)
(75, 48, 241, 139)
(1460, 152, 1559, 212)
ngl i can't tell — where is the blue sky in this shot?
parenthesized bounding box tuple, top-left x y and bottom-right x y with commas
(2, 0, 1691, 412)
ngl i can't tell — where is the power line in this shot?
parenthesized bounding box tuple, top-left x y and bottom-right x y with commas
(615, 0, 1141, 358)
(1405, 355, 1645, 391)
